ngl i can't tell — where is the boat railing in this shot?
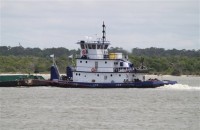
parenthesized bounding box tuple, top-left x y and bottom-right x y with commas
(75, 53, 129, 60)
(113, 67, 133, 72)
(76, 54, 109, 59)
(77, 40, 110, 44)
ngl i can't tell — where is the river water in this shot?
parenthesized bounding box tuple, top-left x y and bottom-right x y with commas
(0, 76, 200, 130)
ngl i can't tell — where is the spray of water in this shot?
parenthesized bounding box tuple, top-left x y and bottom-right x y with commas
(158, 84, 200, 90)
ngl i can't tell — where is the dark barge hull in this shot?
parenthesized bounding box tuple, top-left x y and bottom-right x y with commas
(0, 80, 51, 87)
(0, 81, 19, 87)
(0, 75, 49, 87)
(51, 80, 177, 88)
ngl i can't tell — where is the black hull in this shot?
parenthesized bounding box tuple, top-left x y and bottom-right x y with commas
(51, 80, 177, 88)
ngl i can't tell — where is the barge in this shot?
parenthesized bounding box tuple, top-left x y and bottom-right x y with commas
(0, 74, 49, 87)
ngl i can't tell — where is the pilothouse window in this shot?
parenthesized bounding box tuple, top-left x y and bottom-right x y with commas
(88, 44, 92, 49)
(97, 45, 101, 49)
(80, 44, 85, 49)
(85, 44, 88, 49)
(92, 44, 96, 49)
(104, 45, 108, 49)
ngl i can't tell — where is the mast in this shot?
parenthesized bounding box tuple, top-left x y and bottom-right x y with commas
(102, 21, 106, 44)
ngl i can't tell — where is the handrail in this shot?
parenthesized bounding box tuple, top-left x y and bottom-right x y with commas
(77, 40, 110, 44)
(76, 54, 109, 59)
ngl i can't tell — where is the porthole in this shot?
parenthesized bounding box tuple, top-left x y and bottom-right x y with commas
(119, 74, 121, 77)
(110, 74, 113, 77)
(97, 74, 99, 77)
(79, 73, 80, 76)
(85, 61, 87, 63)
(76, 73, 78, 75)
(80, 61, 82, 63)
(105, 61, 107, 64)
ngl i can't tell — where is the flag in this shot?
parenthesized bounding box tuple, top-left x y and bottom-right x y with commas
(68, 55, 73, 59)
(50, 54, 54, 58)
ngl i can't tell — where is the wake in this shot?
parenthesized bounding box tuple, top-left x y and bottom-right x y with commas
(158, 84, 200, 90)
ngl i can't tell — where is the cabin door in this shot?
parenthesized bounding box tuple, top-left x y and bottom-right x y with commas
(95, 61, 98, 70)
(104, 75, 108, 82)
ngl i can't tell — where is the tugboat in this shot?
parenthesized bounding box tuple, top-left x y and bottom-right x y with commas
(50, 22, 177, 88)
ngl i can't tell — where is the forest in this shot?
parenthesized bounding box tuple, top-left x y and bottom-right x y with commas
(0, 46, 200, 75)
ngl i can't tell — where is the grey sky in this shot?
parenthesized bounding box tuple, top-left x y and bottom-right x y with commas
(1, 0, 199, 51)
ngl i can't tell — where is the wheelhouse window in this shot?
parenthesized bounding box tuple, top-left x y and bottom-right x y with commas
(85, 44, 88, 49)
(104, 45, 108, 49)
(92, 44, 96, 49)
(88, 44, 92, 49)
(97, 45, 101, 49)
(80, 44, 85, 49)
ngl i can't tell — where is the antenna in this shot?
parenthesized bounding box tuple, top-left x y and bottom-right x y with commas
(102, 21, 106, 44)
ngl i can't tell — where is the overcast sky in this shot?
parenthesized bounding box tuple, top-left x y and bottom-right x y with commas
(1, 0, 199, 51)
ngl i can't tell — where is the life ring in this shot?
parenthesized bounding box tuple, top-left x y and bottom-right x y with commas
(91, 68, 96, 72)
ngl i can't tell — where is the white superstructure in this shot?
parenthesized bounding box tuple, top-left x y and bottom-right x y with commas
(72, 23, 147, 83)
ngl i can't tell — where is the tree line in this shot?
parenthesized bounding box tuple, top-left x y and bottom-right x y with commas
(0, 46, 79, 57)
(0, 46, 199, 75)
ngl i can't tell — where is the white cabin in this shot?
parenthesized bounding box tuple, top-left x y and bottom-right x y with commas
(71, 23, 147, 83)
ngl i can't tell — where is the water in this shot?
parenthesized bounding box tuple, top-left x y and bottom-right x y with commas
(0, 76, 200, 130)
(146, 75, 200, 87)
